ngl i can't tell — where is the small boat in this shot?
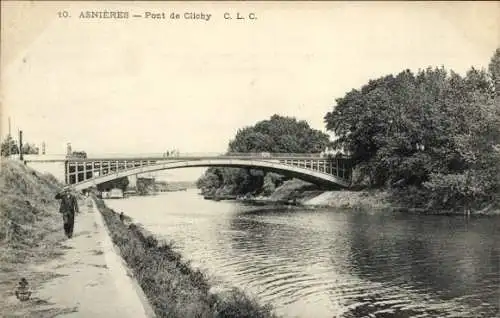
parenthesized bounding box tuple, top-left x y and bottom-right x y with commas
(124, 190, 138, 196)
(109, 188, 124, 199)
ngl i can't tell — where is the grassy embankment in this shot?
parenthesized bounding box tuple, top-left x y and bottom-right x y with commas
(0, 160, 76, 316)
(95, 198, 279, 318)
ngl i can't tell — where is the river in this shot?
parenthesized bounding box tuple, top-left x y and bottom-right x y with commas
(104, 190, 499, 318)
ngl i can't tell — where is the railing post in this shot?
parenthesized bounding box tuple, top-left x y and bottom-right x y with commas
(75, 162, 79, 183)
(83, 161, 87, 181)
(65, 161, 69, 185)
(100, 161, 103, 176)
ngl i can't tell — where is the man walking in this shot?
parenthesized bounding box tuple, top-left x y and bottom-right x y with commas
(55, 187, 79, 238)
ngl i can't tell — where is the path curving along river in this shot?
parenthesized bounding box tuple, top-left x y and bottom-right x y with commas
(105, 190, 499, 318)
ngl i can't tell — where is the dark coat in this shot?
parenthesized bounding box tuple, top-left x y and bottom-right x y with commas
(55, 192, 79, 215)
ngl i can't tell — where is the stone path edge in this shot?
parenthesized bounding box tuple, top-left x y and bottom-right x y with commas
(91, 199, 157, 318)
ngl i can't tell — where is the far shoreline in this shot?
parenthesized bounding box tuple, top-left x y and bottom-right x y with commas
(198, 180, 500, 216)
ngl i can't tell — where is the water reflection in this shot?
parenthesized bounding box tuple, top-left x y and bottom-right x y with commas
(105, 192, 500, 318)
(343, 213, 500, 317)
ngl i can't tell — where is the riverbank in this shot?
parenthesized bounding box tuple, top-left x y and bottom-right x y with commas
(216, 179, 391, 210)
(205, 178, 500, 215)
(94, 197, 279, 318)
(0, 160, 152, 317)
(0, 160, 70, 316)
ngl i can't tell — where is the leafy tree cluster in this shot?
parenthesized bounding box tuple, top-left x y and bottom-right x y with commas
(228, 115, 330, 153)
(324, 49, 500, 211)
(69, 151, 87, 159)
(197, 115, 330, 196)
(136, 177, 155, 195)
(1, 135, 40, 156)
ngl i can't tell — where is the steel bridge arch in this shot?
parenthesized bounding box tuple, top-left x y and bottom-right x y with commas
(71, 158, 350, 191)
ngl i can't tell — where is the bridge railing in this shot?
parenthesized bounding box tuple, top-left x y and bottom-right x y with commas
(224, 152, 321, 158)
(65, 152, 350, 160)
(83, 152, 225, 159)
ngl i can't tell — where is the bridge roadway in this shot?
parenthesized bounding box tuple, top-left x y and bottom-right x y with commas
(24, 153, 353, 190)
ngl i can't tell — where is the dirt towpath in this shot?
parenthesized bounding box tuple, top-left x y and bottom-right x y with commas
(7, 200, 154, 317)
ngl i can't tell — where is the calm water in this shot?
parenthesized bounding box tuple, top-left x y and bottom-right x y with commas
(105, 190, 500, 318)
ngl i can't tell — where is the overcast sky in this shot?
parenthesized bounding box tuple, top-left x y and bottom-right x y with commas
(1, 2, 499, 180)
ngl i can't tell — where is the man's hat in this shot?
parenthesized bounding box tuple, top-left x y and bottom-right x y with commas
(62, 186, 75, 193)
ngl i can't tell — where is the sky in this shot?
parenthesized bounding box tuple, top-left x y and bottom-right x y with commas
(1, 1, 499, 180)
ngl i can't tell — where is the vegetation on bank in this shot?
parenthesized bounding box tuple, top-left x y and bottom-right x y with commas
(95, 198, 279, 318)
(0, 160, 75, 316)
(1, 135, 41, 156)
(198, 50, 500, 214)
(196, 115, 330, 197)
(325, 48, 500, 212)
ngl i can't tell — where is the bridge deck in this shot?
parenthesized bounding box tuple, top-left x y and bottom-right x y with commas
(22, 154, 352, 189)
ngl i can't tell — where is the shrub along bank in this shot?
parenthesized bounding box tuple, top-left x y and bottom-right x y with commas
(94, 198, 278, 318)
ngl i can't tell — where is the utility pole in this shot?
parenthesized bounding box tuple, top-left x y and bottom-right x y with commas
(19, 130, 23, 161)
(66, 143, 72, 158)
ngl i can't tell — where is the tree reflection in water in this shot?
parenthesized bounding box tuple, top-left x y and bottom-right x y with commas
(342, 212, 499, 317)
(105, 194, 499, 318)
(226, 207, 499, 317)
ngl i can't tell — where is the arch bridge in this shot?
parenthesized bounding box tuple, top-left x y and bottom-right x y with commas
(62, 153, 352, 191)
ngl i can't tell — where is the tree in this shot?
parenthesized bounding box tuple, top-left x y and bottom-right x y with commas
(423, 67, 500, 210)
(1, 135, 19, 156)
(228, 115, 329, 153)
(2, 137, 44, 156)
(324, 48, 500, 211)
(136, 177, 154, 195)
(21, 143, 39, 155)
(196, 170, 222, 195)
(489, 48, 500, 93)
(262, 172, 283, 196)
(197, 115, 330, 196)
(69, 151, 87, 159)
